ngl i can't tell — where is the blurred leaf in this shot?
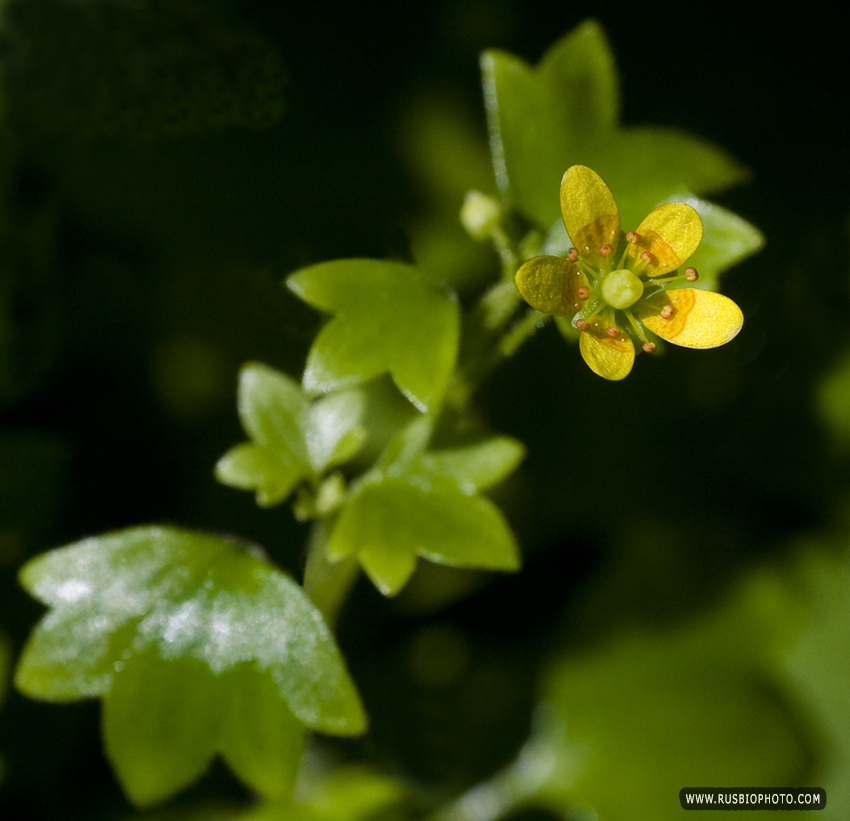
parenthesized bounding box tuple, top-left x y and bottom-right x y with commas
(769, 546, 850, 820)
(15, 526, 366, 805)
(482, 19, 749, 232)
(215, 362, 366, 507)
(287, 260, 460, 412)
(528, 582, 809, 819)
(327, 422, 522, 596)
(241, 765, 406, 821)
(817, 350, 850, 448)
(0, 633, 9, 783)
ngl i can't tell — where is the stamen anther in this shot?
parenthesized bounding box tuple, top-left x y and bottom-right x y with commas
(599, 244, 613, 257)
(606, 326, 619, 339)
(685, 267, 699, 282)
(567, 248, 579, 262)
(575, 319, 590, 332)
(642, 341, 657, 353)
(640, 251, 654, 264)
(660, 304, 675, 320)
(578, 286, 590, 300)
(626, 231, 642, 244)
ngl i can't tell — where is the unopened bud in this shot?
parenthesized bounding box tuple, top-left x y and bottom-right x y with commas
(460, 190, 502, 240)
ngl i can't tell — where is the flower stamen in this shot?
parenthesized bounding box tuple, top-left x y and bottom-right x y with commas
(660, 304, 675, 320)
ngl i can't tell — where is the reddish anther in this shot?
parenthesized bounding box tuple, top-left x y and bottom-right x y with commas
(685, 267, 699, 282)
(642, 341, 657, 353)
(660, 304, 675, 320)
(567, 248, 579, 262)
(640, 250, 654, 264)
(578, 286, 590, 300)
(599, 244, 613, 257)
(626, 231, 642, 244)
(575, 319, 590, 332)
(606, 326, 619, 339)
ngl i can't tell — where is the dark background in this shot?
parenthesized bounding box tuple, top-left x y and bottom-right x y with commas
(0, 1, 847, 818)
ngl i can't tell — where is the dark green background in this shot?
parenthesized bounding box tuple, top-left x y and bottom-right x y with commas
(0, 1, 847, 818)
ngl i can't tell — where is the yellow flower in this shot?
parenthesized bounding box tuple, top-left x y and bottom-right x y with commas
(515, 165, 744, 380)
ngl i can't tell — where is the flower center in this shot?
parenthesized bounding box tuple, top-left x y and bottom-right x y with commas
(600, 268, 644, 310)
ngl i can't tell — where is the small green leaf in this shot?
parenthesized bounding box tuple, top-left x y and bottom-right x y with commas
(328, 429, 522, 597)
(415, 436, 525, 494)
(287, 259, 460, 412)
(215, 363, 314, 506)
(306, 389, 367, 473)
(238, 363, 311, 464)
(16, 526, 366, 806)
(216, 364, 366, 506)
(216, 442, 308, 507)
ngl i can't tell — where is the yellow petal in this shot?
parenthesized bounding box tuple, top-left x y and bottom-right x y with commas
(560, 165, 620, 265)
(630, 202, 703, 276)
(639, 289, 743, 349)
(515, 255, 587, 316)
(579, 320, 634, 381)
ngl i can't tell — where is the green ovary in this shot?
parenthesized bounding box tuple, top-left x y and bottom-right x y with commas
(600, 268, 644, 310)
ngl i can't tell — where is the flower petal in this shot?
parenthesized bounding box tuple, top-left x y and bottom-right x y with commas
(578, 321, 634, 381)
(639, 289, 743, 349)
(560, 165, 620, 265)
(630, 202, 703, 275)
(515, 255, 587, 316)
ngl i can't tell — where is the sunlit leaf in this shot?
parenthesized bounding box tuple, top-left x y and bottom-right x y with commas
(15, 526, 366, 806)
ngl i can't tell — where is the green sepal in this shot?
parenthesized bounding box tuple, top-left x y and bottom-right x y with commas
(482, 20, 749, 232)
(287, 259, 460, 412)
(15, 526, 367, 805)
(327, 422, 523, 597)
(215, 363, 366, 506)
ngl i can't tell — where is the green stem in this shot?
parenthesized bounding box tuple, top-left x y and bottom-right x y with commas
(302, 520, 360, 629)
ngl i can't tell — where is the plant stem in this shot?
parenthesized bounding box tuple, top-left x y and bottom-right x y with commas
(303, 521, 360, 629)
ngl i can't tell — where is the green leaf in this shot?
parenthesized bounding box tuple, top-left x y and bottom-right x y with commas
(768, 548, 850, 819)
(482, 20, 750, 232)
(414, 436, 525, 494)
(287, 259, 460, 412)
(215, 363, 313, 506)
(525, 576, 810, 820)
(240, 766, 407, 821)
(307, 389, 367, 473)
(15, 526, 366, 806)
(104, 651, 304, 807)
(327, 429, 522, 597)
(482, 21, 617, 228)
(215, 363, 366, 506)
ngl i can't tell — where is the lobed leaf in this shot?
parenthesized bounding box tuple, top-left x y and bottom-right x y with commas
(15, 526, 366, 805)
(482, 20, 750, 232)
(326, 422, 523, 597)
(287, 259, 460, 412)
(215, 363, 366, 507)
